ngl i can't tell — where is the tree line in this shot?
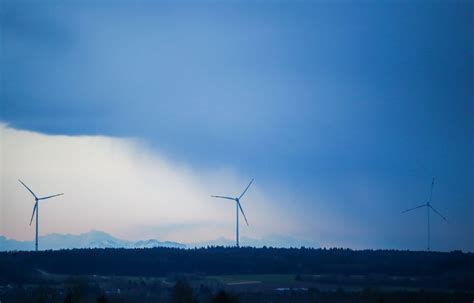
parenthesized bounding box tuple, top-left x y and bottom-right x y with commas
(1, 247, 473, 285)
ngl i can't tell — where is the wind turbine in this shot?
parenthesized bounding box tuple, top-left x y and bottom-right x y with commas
(402, 177, 448, 251)
(18, 179, 63, 251)
(211, 179, 253, 247)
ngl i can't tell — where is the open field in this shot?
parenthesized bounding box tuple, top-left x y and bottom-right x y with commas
(1, 271, 474, 303)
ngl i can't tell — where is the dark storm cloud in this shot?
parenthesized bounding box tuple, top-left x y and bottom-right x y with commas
(1, 0, 472, 250)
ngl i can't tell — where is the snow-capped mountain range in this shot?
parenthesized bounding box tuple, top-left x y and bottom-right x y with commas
(0, 230, 186, 251)
(0, 230, 318, 251)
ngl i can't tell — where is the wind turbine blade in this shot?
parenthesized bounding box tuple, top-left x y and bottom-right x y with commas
(429, 205, 448, 223)
(18, 179, 37, 199)
(237, 201, 249, 226)
(402, 204, 426, 213)
(428, 177, 435, 203)
(29, 202, 37, 226)
(38, 193, 64, 200)
(238, 178, 254, 200)
(211, 195, 235, 201)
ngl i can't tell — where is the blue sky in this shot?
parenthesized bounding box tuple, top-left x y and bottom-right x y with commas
(1, 0, 473, 251)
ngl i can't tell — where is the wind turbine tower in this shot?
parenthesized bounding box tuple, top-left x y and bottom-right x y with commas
(402, 178, 448, 251)
(212, 179, 253, 247)
(18, 179, 64, 251)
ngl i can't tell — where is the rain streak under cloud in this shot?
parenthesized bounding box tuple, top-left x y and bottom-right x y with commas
(0, 124, 311, 246)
